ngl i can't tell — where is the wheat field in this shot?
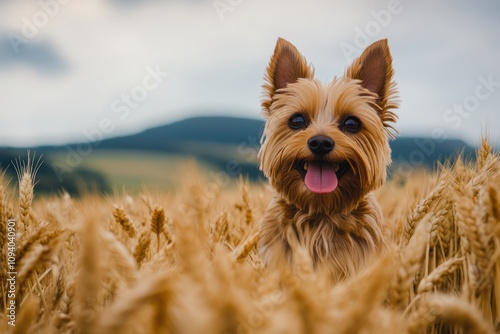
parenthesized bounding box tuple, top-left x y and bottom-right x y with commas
(1, 139, 500, 334)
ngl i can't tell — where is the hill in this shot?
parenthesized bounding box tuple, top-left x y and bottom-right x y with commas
(99, 116, 265, 149)
(1, 116, 477, 195)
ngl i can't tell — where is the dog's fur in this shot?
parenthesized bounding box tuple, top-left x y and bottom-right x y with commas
(258, 38, 398, 281)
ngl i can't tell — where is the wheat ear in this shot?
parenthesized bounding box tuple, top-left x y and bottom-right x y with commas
(417, 256, 464, 294)
(390, 221, 428, 308)
(231, 231, 259, 261)
(404, 180, 446, 244)
(14, 153, 42, 231)
(151, 206, 165, 252)
(477, 137, 492, 170)
(407, 294, 493, 334)
(239, 178, 253, 225)
(134, 228, 152, 266)
(455, 185, 489, 295)
(17, 244, 52, 289)
(112, 206, 136, 238)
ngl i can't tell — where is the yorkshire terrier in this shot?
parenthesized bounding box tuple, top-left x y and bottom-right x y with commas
(258, 38, 398, 281)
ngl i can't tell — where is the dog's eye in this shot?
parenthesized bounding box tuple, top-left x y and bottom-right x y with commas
(342, 116, 362, 133)
(288, 113, 308, 130)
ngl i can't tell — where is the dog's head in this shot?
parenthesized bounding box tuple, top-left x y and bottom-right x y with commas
(259, 38, 398, 213)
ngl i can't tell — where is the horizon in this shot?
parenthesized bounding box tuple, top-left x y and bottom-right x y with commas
(0, 114, 481, 150)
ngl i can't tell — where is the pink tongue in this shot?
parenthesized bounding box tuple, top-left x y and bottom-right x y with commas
(304, 161, 338, 194)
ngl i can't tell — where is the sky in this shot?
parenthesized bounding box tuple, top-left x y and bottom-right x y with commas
(0, 0, 499, 147)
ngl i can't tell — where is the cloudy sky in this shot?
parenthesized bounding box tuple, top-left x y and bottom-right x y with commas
(1, 0, 499, 147)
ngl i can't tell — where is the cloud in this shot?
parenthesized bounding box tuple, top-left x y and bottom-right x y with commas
(0, 34, 68, 73)
(0, 0, 499, 147)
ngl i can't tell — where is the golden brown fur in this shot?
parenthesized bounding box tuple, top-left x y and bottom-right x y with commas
(258, 38, 399, 281)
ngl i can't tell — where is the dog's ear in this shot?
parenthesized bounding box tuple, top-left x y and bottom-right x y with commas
(346, 39, 398, 123)
(262, 38, 314, 114)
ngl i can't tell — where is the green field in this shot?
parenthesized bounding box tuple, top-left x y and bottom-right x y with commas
(48, 150, 217, 193)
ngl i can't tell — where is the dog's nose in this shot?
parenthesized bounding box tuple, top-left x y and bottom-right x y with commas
(308, 135, 334, 155)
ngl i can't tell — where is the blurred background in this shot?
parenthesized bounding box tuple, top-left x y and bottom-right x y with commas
(1, 0, 499, 196)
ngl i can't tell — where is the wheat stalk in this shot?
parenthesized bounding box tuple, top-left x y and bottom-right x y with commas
(477, 137, 492, 170)
(390, 220, 429, 308)
(14, 153, 42, 232)
(134, 228, 152, 266)
(16, 223, 48, 264)
(112, 206, 136, 238)
(455, 184, 489, 297)
(211, 210, 229, 244)
(231, 231, 259, 261)
(239, 179, 253, 226)
(101, 230, 138, 282)
(97, 272, 174, 334)
(488, 186, 500, 223)
(151, 206, 166, 251)
(17, 244, 52, 290)
(18, 172, 33, 230)
(336, 254, 395, 334)
(407, 294, 493, 334)
(435, 198, 454, 252)
(417, 256, 464, 294)
(428, 206, 451, 248)
(53, 283, 76, 332)
(12, 296, 37, 334)
(404, 180, 446, 244)
(76, 217, 102, 334)
(468, 155, 499, 192)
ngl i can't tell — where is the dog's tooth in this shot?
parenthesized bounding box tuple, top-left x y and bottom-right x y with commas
(303, 161, 308, 171)
(334, 164, 339, 172)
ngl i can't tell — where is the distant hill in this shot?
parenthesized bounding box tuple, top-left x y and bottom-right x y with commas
(389, 136, 476, 174)
(40, 116, 475, 163)
(94, 116, 265, 153)
(1, 116, 478, 195)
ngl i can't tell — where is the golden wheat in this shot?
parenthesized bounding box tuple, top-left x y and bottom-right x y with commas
(416, 256, 464, 294)
(113, 206, 137, 239)
(404, 180, 446, 244)
(134, 228, 152, 266)
(1, 143, 500, 334)
(150, 206, 165, 252)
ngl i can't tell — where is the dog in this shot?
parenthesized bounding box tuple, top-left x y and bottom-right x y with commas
(258, 38, 398, 281)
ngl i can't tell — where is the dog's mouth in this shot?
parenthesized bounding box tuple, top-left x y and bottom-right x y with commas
(296, 160, 350, 194)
